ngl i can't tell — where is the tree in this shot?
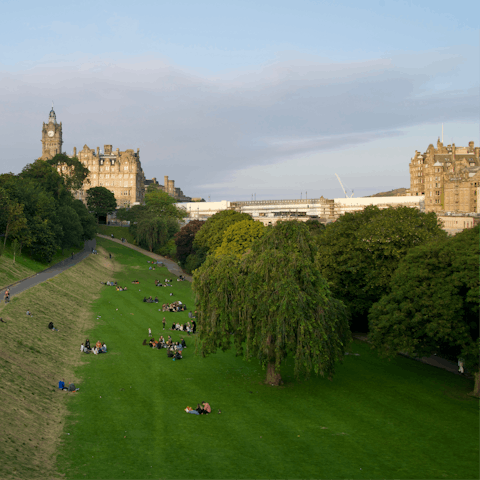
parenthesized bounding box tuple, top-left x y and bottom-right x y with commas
(174, 220, 205, 266)
(71, 200, 96, 241)
(86, 187, 117, 222)
(315, 206, 447, 331)
(368, 226, 480, 396)
(136, 216, 179, 252)
(193, 221, 351, 386)
(305, 218, 326, 235)
(215, 219, 265, 257)
(144, 187, 187, 220)
(194, 210, 253, 254)
(57, 205, 84, 252)
(3, 202, 27, 247)
(46, 154, 90, 192)
(29, 217, 58, 263)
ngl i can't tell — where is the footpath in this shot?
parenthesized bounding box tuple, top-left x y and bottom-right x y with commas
(96, 234, 192, 281)
(1, 239, 96, 300)
(353, 334, 472, 379)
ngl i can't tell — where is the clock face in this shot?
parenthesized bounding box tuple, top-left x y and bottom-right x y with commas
(48, 130, 54, 137)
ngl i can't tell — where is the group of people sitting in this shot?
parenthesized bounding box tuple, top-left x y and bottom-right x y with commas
(102, 281, 117, 286)
(162, 301, 186, 312)
(116, 286, 128, 291)
(185, 402, 211, 415)
(177, 275, 186, 281)
(58, 379, 79, 392)
(155, 279, 173, 287)
(81, 339, 107, 355)
(143, 336, 186, 358)
(131, 280, 140, 284)
(143, 296, 159, 303)
(171, 321, 194, 333)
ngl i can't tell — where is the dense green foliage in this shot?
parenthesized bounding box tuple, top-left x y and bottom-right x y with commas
(193, 221, 351, 384)
(174, 220, 205, 267)
(316, 206, 447, 331)
(215, 219, 265, 257)
(369, 225, 480, 394)
(48, 238, 478, 479)
(86, 186, 117, 221)
(46, 153, 90, 192)
(0, 160, 96, 262)
(136, 216, 179, 253)
(194, 210, 253, 254)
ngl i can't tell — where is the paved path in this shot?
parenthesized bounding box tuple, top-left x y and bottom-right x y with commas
(1, 239, 96, 300)
(353, 334, 471, 378)
(96, 234, 192, 282)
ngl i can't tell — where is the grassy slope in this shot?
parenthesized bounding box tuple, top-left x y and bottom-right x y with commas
(97, 225, 136, 244)
(57, 237, 479, 480)
(0, 248, 116, 480)
(0, 241, 87, 290)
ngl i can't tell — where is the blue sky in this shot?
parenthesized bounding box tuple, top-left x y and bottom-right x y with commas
(1, 0, 478, 200)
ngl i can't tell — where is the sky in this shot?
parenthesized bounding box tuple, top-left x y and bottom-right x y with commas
(0, 0, 478, 201)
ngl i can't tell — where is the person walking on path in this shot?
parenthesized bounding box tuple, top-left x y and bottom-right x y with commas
(458, 358, 465, 374)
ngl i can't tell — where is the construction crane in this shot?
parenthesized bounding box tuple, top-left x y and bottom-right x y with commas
(335, 173, 354, 198)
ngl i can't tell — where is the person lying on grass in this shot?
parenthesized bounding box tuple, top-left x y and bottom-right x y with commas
(185, 406, 200, 415)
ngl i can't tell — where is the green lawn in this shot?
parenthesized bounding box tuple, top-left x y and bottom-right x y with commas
(0, 241, 86, 289)
(97, 225, 136, 244)
(58, 237, 479, 479)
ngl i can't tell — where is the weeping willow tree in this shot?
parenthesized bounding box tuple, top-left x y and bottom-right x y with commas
(193, 220, 351, 385)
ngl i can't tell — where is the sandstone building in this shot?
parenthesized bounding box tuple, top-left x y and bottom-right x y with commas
(144, 176, 191, 202)
(409, 139, 480, 213)
(39, 108, 192, 208)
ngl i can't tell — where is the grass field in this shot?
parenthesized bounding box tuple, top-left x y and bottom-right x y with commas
(97, 225, 136, 244)
(0, 248, 116, 480)
(55, 237, 479, 479)
(0, 240, 87, 290)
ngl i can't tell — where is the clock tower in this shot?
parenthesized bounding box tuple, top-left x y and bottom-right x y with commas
(41, 106, 63, 159)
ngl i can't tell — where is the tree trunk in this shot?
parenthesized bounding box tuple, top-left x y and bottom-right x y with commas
(265, 362, 282, 386)
(472, 371, 480, 398)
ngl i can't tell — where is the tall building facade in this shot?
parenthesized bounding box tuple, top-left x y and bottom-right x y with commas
(39, 107, 146, 207)
(73, 144, 146, 207)
(409, 139, 480, 213)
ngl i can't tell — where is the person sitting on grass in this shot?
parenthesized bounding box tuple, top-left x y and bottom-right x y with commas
(85, 339, 91, 350)
(180, 338, 187, 348)
(26, 310, 32, 316)
(154, 296, 159, 303)
(174, 350, 182, 360)
(58, 379, 65, 390)
(68, 381, 78, 392)
(167, 347, 174, 357)
(196, 402, 211, 415)
(101, 343, 107, 353)
(143, 297, 147, 302)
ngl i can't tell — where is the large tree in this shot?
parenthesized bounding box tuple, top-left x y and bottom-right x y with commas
(46, 154, 90, 192)
(193, 221, 351, 385)
(215, 219, 265, 257)
(144, 186, 187, 220)
(86, 186, 117, 222)
(193, 210, 253, 254)
(136, 216, 179, 252)
(315, 206, 446, 331)
(368, 226, 480, 396)
(174, 220, 205, 266)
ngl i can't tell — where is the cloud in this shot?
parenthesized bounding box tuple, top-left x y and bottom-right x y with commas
(0, 47, 477, 199)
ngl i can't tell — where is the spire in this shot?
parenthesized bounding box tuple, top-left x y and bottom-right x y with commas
(48, 103, 56, 124)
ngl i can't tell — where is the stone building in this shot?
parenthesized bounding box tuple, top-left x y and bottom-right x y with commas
(73, 144, 146, 207)
(409, 139, 480, 213)
(144, 176, 191, 202)
(39, 107, 146, 207)
(40, 107, 63, 159)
